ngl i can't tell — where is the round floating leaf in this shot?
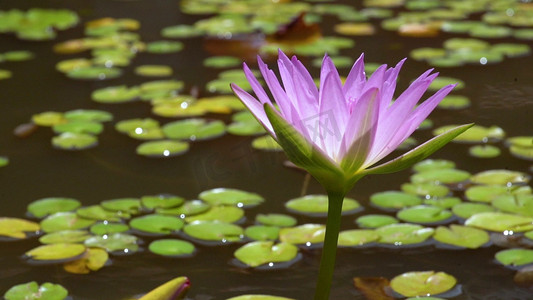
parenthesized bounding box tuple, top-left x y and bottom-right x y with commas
(0, 69, 12, 80)
(256, 214, 297, 227)
(161, 24, 202, 38)
(101, 198, 141, 215)
(204, 56, 241, 68)
(252, 135, 282, 151)
(4, 282, 68, 300)
(245, 225, 280, 241)
(67, 66, 122, 80)
(40, 212, 95, 233)
(514, 29, 533, 40)
(183, 221, 243, 243)
(90, 222, 129, 235)
(3, 50, 34, 61)
(465, 212, 533, 232)
(0, 156, 8, 167)
(397, 205, 453, 224)
(227, 121, 265, 136)
(162, 119, 225, 141)
(376, 223, 434, 245)
(63, 247, 109, 274)
(495, 248, 533, 267)
(27, 197, 81, 218)
(428, 77, 464, 91)
(76, 205, 124, 222)
(390, 271, 457, 297)
(146, 40, 184, 53)
(470, 25, 512, 38)
(199, 188, 264, 207)
(452, 202, 495, 219)
(39, 230, 91, 244)
(506, 136, 533, 148)
(157, 200, 211, 217)
(470, 169, 529, 185)
(84, 233, 139, 253)
(424, 197, 461, 209)
(148, 239, 195, 257)
(413, 159, 456, 173)
(64, 109, 113, 122)
(136, 140, 189, 158)
(444, 38, 490, 51)
(438, 95, 471, 110)
(32, 111, 66, 127)
(356, 214, 398, 228)
(141, 194, 185, 210)
(135, 65, 173, 77)
(334, 23, 375, 36)
(410, 169, 471, 185)
(509, 145, 533, 161)
(401, 182, 450, 198)
(469, 145, 501, 158)
(370, 191, 422, 210)
(52, 133, 98, 150)
(410, 47, 447, 61)
(234, 241, 298, 268)
(92, 85, 139, 103)
(25, 243, 86, 262)
(279, 224, 325, 245)
(130, 214, 184, 235)
(56, 58, 92, 73)
(465, 185, 511, 202)
(433, 224, 489, 249)
(115, 118, 160, 134)
(433, 125, 505, 144)
(185, 206, 244, 223)
(0, 217, 40, 239)
(53, 121, 103, 135)
(338, 229, 379, 246)
(491, 43, 531, 58)
(285, 195, 361, 216)
(492, 194, 533, 217)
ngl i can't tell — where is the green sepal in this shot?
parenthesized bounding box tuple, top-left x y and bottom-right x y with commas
(363, 123, 474, 175)
(264, 104, 346, 192)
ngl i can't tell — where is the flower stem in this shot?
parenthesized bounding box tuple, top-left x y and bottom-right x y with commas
(314, 190, 345, 300)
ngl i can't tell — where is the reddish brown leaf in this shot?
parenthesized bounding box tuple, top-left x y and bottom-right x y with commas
(353, 277, 395, 300)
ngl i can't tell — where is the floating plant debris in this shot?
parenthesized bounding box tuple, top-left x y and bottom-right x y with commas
(390, 271, 457, 297)
(3, 282, 68, 300)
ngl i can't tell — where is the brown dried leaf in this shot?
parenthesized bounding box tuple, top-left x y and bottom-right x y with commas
(353, 277, 394, 300)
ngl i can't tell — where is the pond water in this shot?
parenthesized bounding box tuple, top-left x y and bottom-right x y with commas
(1, 0, 533, 299)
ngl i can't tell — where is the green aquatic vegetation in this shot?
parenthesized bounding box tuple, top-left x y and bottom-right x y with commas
(370, 191, 422, 210)
(149, 239, 196, 257)
(199, 188, 264, 207)
(244, 225, 280, 241)
(255, 214, 297, 228)
(39, 230, 92, 244)
(3, 282, 68, 300)
(495, 248, 533, 268)
(136, 140, 190, 158)
(451, 202, 495, 219)
(0, 9, 79, 40)
(162, 119, 226, 141)
(25, 243, 86, 262)
(52, 133, 98, 150)
(84, 233, 139, 253)
(285, 195, 361, 216)
(433, 224, 489, 249)
(27, 197, 81, 218)
(0, 217, 40, 239)
(390, 271, 457, 297)
(234, 241, 299, 268)
(469, 145, 501, 158)
(279, 224, 326, 245)
(337, 229, 379, 246)
(355, 214, 398, 228)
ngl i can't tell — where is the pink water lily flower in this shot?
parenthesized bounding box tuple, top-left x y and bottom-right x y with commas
(231, 50, 469, 192)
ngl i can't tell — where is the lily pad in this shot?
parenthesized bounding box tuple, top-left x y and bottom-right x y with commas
(226, 296, 295, 300)
(495, 248, 533, 268)
(199, 188, 264, 207)
(285, 195, 361, 216)
(433, 224, 489, 249)
(67, 66, 122, 80)
(25, 243, 86, 262)
(376, 223, 435, 246)
(491, 43, 531, 58)
(0, 217, 40, 239)
(185, 206, 245, 223)
(438, 95, 471, 110)
(470, 169, 529, 185)
(465, 185, 512, 202)
(162, 119, 225, 141)
(397, 205, 454, 224)
(161, 24, 202, 38)
(424, 197, 462, 209)
(3, 282, 68, 300)
(413, 159, 456, 173)
(370, 191, 422, 210)
(204, 56, 241, 68)
(40, 212, 95, 233)
(244, 225, 280, 241)
(410, 169, 471, 185)
(234, 241, 299, 268)
(135, 65, 173, 77)
(469, 145, 501, 158)
(338, 229, 379, 246)
(101, 198, 141, 215)
(32, 111, 66, 127)
(39, 230, 91, 244)
(148, 239, 196, 257)
(115, 118, 160, 134)
(433, 125, 505, 144)
(84, 233, 139, 254)
(509, 145, 533, 161)
(401, 182, 450, 198)
(183, 221, 243, 244)
(146, 40, 184, 53)
(0, 156, 8, 167)
(356, 214, 398, 228)
(63, 247, 109, 274)
(141, 194, 185, 210)
(252, 135, 282, 151)
(27, 197, 81, 218)
(130, 214, 184, 235)
(465, 212, 533, 232)
(428, 77, 465, 91)
(76, 205, 125, 222)
(279, 224, 325, 245)
(227, 121, 265, 136)
(136, 140, 190, 158)
(64, 109, 113, 122)
(52, 133, 98, 150)
(451, 202, 495, 219)
(492, 194, 533, 217)
(390, 271, 457, 297)
(255, 214, 297, 227)
(91, 85, 139, 103)
(53, 121, 103, 135)
(90, 222, 129, 235)
(156, 200, 211, 218)
(0, 69, 12, 80)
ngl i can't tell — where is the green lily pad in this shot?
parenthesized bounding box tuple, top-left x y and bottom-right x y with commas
(470, 169, 529, 185)
(390, 271, 457, 297)
(40, 212, 95, 233)
(0, 217, 40, 239)
(52, 133, 98, 150)
(234, 241, 299, 268)
(376, 223, 435, 246)
(4, 281, 68, 300)
(140, 80, 184, 99)
(433, 125, 505, 143)
(135, 65, 173, 77)
(514, 29, 533, 40)
(417, 119, 433, 130)
(428, 77, 465, 91)
(470, 25, 512, 38)
(199, 188, 264, 207)
(424, 197, 462, 209)
(227, 121, 266, 136)
(39, 230, 91, 244)
(491, 43, 531, 58)
(492, 194, 533, 217)
(410, 47, 447, 61)
(245, 225, 280, 241)
(52, 121, 103, 135)
(27, 197, 81, 218)
(495, 248, 533, 267)
(397, 205, 454, 224)
(338, 229, 379, 246)
(156, 200, 211, 217)
(509, 144, 533, 161)
(279, 224, 326, 245)
(506, 136, 533, 148)
(130, 214, 184, 235)
(146, 40, 184, 53)
(465, 212, 533, 232)
(443, 38, 490, 51)
(148, 239, 196, 257)
(162, 119, 226, 141)
(252, 135, 282, 151)
(356, 214, 398, 228)
(101, 198, 141, 215)
(413, 159, 456, 173)
(433, 224, 489, 249)
(438, 95, 471, 110)
(90, 222, 129, 235)
(255, 213, 297, 227)
(204, 56, 241, 68)
(401, 182, 450, 198)
(0, 156, 8, 167)
(465, 185, 512, 202)
(370, 191, 422, 211)
(451, 202, 495, 219)
(25, 243, 86, 262)
(469, 145, 501, 158)
(76, 205, 125, 222)
(410, 169, 471, 185)
(185, 206, 245, 223)
(0, 69, 12, 80)
(115, 118, 160, 134)
(136, 140, 190, 158)
(64, 109, 113, 122)
(67, 66, 122, 80)
(84, 233, 139, 253)
(3, 50, 34, 61)
(161, 24, 202, 38)
(141, 194, 185, 210)
(285, 195, 361, 216)
(91, 85, 139, 103)
(32, 111, 66, 127)
(183, 221, 243, 244)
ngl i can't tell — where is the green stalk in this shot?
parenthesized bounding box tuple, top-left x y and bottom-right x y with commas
(313, 189, 345, 300)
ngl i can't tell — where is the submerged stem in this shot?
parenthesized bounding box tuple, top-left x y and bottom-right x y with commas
(313, 189, 345, 300)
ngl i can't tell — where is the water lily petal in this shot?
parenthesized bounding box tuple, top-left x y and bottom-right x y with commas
(318, 72, 348, 158)
(343, 53, 366, 100)
(243, 62, 270, 105)
(257, 56, 295, 123)
(231, 84, 274, 135)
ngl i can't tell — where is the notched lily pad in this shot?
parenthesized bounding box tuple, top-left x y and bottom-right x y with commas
(3, 281, 68, 300)
(413, 159, 455, 173)
(255, 213, 297, 227)
(338, 229, 379, 246)
(390, 271, 457, 297)
(376, 223, 435, 246)
(84, 233, 139, 254)
(279, 224, 325, 246)
(39, 230, 91, 244)
(25, 243, 86, 263)
(465, 212, 533, 232)
(356, 214, 398, 228)
(370, 191, 422, 211)
(469, 145, 501, 158)
(234, 241, 299, 268)
(199, 188, 264, 208)
(136, 140, 189, 158)
(101, 198, 141, 215)
(185, 206, 245, 223)
(130, 214, 184, 235)
(470, 169, 529, 185)
(495, 248, 533, 268)
(397, 205, 454, 224)
(285, 194, 361, 216)
(40, 212, 95, 233)
(27, 197, 81, 218)
(162, 119, 226, 141)
(0, 217, 40, 239)
(52, 133, 98, 150)
(410, 169, 471, 185)
(245, 225, 280, 241)
(141, 194, 185, 210)
(156, 200, 211, 218)
(148, 239, 196, 257)
(433, 224, 489, 249)
(183, 221, 243, 244)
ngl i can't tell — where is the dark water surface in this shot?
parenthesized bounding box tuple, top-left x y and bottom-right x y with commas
(1, 0, 533, 299)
